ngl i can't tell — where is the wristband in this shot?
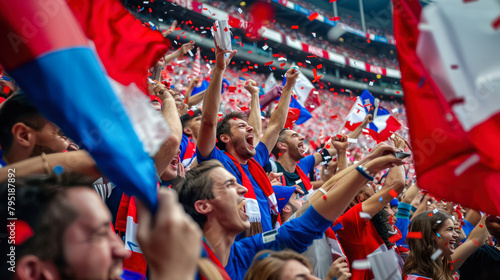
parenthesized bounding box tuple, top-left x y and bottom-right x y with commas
(356, 165, 374, 181)
(317, 188, 327, 195)
(40, 153, 53, 176)
(320, 148, 332, 165)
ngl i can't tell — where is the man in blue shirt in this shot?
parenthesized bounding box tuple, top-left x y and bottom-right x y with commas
(196, 42, 299, 234)
(267, 129, 340, 195)
(174, 147, 404, 280)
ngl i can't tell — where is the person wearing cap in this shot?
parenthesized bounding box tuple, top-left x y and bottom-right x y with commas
(180, 109, 202, 168)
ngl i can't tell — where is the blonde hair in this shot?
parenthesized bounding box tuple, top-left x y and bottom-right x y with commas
(244, 250, 312, 280)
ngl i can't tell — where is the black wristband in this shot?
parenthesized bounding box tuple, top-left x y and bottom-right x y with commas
(320, 148, 332, 165)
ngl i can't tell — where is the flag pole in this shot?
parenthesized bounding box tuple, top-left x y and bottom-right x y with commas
(337, 96, 361, 134)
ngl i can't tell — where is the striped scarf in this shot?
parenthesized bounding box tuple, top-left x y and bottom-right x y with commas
(224, 152, 279, 236)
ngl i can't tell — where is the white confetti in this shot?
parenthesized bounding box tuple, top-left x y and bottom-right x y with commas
(433, 208, 438, 214)
(238, 8, 243, 14)
(159, 18, 164, 22)
(201, 31, 207, 34)
(347, 138, 358, 143)
(359, 212, 372, 219)
(436, 220, 442, 224)
(352, 259, 371, 270)
(206, 63, 211, 70)
(431, 249, 443, 261)
(369, 81, 374, 86)
(188, 50, 194, 56)
(278, 57, 287, 61)
(312, 32, 316, 37)
(176, 60, 185, 63)
(262, 45, 269, 50)
(392, 108, 399, 113)
(305, 60, 311, 64)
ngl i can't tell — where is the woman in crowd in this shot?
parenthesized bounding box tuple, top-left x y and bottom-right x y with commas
(402, 211, 488, 280)
(244, 250, 350, 280)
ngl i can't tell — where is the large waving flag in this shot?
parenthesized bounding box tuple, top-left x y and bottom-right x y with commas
(281, 76, 313, 128)
(293, 71, 315, 106)
(0, 0, 162, 210)
(393, 0, 500, 215)
(345, 90, 401, 142)
(67, 0, 171, 156)
(259, 72, 278, 96)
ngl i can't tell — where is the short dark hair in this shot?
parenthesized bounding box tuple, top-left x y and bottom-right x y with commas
(271, 128, 290, 158)
(0, 93, 47, 154)
(180, 109, 202, 129)
(0, 174, 95, 279)
(172, 160, 223, 228)
(216, 111, 248, 151)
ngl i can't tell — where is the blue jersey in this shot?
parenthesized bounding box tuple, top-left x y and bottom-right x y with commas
(196, 143, 273, 232)
(225, 207, 332, 280)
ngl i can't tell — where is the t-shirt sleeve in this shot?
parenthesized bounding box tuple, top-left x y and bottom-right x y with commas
(395, 202, 412, 246)
(253, 142, 270, 167)
(336, 203, 366, 241)
(461, 219, 475, 243)
(298, 154, 316, 175)
(179, 134, 188, 160)
(250, 207, 332, 254)
(196, 145, 224, 163)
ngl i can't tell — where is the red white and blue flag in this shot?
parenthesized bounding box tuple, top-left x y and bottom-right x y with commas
(345, 90, 401, 142)
(393, 0, 500, 215)
(0, 0, 169, 211)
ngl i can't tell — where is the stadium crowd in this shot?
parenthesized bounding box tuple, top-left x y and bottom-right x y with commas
(0, 2, 499, 280)
(201, 0, 399, 69)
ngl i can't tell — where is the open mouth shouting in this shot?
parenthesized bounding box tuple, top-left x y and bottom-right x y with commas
(246, 134, 255, 148)
(238, 199, 248, 220)
(298, 142, 308, 154)
(170, 156, 179, 171)
(447, 239, 457, 252)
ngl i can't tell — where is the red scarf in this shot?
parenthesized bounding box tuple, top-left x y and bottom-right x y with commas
(224, 152, 279, 223)
(293, 165, 313, 191)
(201, 240, 232, 280)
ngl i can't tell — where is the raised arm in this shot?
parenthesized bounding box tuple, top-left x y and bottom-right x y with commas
(152, 84, 183, 175)
(183, 76, 202, 107)
(347, 114, 372, 140)
(245, 79, 262, 145)
(332, 135, 348, 172)
(464, 208, 482, 227)
(197, 41, 236, 158)
(164, 41, 195, 65)
(259, 67, 299, 152)
(312, 149, 404, 222)
(311, 148, 337, 167)
(450, 214, 488, 273)
(0, 150, 101, 182)
(294, 143, 400, 219)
